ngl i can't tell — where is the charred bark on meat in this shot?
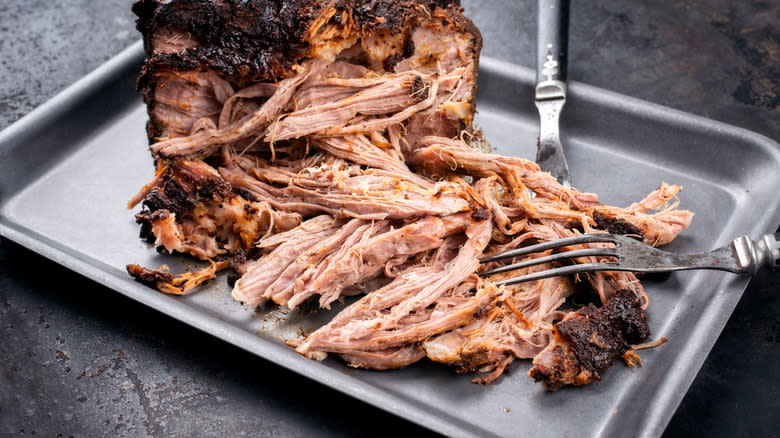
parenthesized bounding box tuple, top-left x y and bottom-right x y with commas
(528, 289, 650, 390)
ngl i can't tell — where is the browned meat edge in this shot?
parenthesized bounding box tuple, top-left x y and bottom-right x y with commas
(528, 289, 650, 390)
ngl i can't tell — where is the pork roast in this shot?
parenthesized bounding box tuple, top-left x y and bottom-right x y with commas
(127, 0, 693, 389)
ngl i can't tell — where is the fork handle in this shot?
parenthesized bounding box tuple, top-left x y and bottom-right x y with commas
(733, 233, 779, 274)
(536, 0, 569, 91)
(758, 233, 779, 270)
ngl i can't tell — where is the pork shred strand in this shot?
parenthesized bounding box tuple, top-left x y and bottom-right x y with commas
(295, 218, 495, 364)
(130, 0, 694, 388)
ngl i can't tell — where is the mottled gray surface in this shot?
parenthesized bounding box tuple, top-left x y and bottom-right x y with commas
(0, 0, 137, 129)
(0, 1, 777, 437)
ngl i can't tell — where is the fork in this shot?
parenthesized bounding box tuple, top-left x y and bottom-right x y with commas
(535, 0, 572, 188)
(478, 232, 779, 287)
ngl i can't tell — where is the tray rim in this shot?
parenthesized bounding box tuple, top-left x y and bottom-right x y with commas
(1, 40, 778, 438)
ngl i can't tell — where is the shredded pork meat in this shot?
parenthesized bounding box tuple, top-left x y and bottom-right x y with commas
(127, 0, 694, 389)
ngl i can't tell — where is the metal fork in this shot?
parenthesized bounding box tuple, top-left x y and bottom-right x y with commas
(479, 233, 779, 287)
(535, 0, 571, 188)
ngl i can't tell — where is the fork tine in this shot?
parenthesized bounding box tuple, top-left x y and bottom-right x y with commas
(479, 233, 618, 264)
(479, 247, 620, 276)
(492, 262, 620, 287)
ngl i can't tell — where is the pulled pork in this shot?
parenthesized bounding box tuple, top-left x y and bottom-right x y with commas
(529, 289, 651, 390)
(127, 0, 693, 389)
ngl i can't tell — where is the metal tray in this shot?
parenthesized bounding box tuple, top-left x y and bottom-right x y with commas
(1, 41, 778, 438)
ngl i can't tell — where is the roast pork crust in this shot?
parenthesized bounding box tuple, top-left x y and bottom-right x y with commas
(528, 289, 651, 390)
(134, 0, 470, 84)
(133, 0, 482, 141)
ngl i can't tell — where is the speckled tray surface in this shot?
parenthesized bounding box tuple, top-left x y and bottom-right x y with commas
(1, 42, 778, 438)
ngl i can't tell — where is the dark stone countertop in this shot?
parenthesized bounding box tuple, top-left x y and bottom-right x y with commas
(0, 1, 777, 436)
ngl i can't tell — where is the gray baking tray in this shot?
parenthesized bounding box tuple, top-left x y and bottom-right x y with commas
(1, 41, 778, 438)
